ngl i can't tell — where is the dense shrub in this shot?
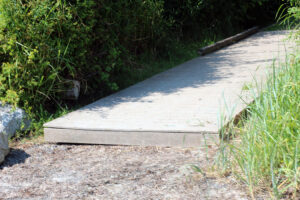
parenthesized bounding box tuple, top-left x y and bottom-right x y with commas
(0, 0, 167, 115)
(0, 0, 97, 114)
(163, 0, 282, 38)
(85, 0, 168, 91)
(0, 0, 282, 118)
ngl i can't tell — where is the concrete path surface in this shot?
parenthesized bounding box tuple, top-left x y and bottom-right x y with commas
(44, 31, 294, 147)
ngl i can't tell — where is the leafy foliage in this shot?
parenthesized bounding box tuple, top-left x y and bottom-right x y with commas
(0, 0, 97, 115)
(0, 0, 167, 116)
(278, 0, 300, 40)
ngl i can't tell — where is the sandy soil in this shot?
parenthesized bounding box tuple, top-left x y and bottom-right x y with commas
(0, 142, 252, 200)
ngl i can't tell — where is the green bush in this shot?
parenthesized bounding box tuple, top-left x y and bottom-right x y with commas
(0, 0, 167, 116)
(0, 0, 97, 115)
(85, 0, 168, 91)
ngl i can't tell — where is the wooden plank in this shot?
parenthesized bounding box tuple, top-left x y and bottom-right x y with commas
(198, 26, 260, 55)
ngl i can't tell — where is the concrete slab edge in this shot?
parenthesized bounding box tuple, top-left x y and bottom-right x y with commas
(44, 128, 220, 147)
(43, 125, 217, 134)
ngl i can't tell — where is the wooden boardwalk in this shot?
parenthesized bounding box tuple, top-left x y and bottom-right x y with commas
(44, 31, 293, 147)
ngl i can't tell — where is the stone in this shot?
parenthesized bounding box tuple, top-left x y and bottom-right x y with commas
(62, 80, 80, 100)
(0, 102, 30, 138)
(0, 132, 9, 164)
(0, 103, 30, 164)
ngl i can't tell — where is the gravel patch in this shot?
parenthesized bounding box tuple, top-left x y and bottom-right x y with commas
(0, 143, 251, 200)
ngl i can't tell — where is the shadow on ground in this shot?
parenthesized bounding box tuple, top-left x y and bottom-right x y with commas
(0, 149, 30, 169)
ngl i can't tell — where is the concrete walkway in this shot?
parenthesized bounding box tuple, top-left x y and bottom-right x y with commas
(44, 31, 293, 147)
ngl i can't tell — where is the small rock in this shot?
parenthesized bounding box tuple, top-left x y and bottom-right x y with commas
(0, 102, 31, 138)
(0, 132, 9, 164)
(62, 80, 80, 100)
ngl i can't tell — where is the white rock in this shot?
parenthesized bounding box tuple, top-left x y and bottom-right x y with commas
(0, 132, 9, 164)
(0, 102, 30, 138)
(0, 103, 30, 164)
(63, 80, 80, 100)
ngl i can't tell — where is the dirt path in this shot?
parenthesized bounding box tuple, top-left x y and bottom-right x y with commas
(0, 142, 256, 200)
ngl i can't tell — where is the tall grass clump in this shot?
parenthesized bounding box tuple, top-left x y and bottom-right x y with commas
(219, 53, 300, 199)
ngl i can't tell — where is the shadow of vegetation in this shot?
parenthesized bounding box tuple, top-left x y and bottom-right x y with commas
(0, 149, 30, 170)
(76, 32, 287, 111)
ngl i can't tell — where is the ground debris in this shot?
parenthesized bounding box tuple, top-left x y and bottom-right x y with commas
(0, 143, 253, 199)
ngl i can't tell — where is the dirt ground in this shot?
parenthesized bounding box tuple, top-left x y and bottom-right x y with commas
(0, 140, 255, 200)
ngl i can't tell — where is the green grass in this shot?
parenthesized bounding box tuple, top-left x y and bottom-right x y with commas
(12, 106, 71, 142)
(265, 22, 299, 31)
(264, 23, 292, 31)
(219, 51, 300, 199)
